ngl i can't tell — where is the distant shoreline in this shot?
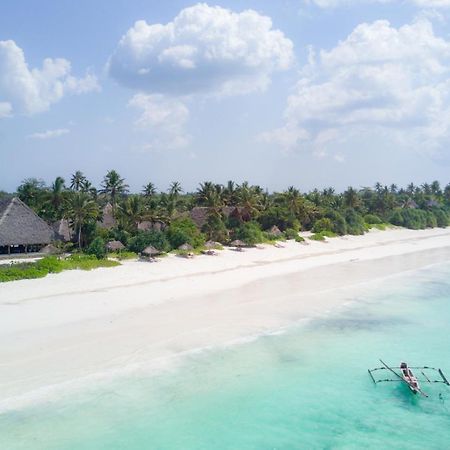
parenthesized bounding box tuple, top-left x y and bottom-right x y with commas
(0, 227, 449, 410)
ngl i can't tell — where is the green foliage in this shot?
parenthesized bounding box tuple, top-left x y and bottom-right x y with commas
(432, 208, 449, 227)
(127, 230, 170, 253)
(166, 218, 205, 249)
(344, 209, 366, 235)
(389, 208, 428, 230)
(295, 235, 305, 243)
(284, 228, 299, 240)
(86, 237, 106, 259)
(425, 211, 437, 228)
(320, 230, 337, 238)
(235, 221, 264, 245)
(0, 256, 120, 283)
(324, 210, 347, 235)
(109, 251, 138, 260)
(312, 218, 333, 234)
(202, 215, 229, 242)
(364, 214, 383, 224)
(309, 233, 326, 241)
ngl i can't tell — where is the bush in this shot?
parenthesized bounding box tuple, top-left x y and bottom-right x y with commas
(109, 251, 138, 260)
(235, 221, 264, 245)
(309, 233, 326, 241)
(127, 230, 170, 254)
(312, 218, 333, 234)
(202, 215, 229, 243)
(433, 208, 449, 227)
(284, 228, 299, 240)
(389, 208, 428, 230)
(324, 210, 347, 235)
(166, 218, 205, 249)
(320, 230, 337, 238)
(426, 211, 437, 228)
(295, 235, 305, 243)
(364, 214, 383, 224)
(345, 209, 366, 235)
(86, 237, 106, 259)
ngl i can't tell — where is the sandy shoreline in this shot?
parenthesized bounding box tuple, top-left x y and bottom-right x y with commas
(1, 227, 450, 409)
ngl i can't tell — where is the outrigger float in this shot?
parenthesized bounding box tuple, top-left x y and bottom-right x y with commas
(368, 359, 450, 398)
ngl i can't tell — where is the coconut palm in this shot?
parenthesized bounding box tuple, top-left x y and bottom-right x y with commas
(100, 170, 129, 215)
(142, 182, 157, 198)
(343, 187, 362, 210)
(169, 181, 183, 198)
(48, 176, 66, 219)
(70, 171, 87, 191)
(65, 192, 99, 248)
(117, 195, 145, 231)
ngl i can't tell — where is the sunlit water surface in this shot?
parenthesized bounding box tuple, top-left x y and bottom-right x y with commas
(1, 262, 450, 449)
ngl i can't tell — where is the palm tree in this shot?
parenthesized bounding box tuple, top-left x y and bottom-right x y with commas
(100, 170, 129, 216)
(48, 176, 66, 219)
(142, 182, 157, 198)
(236, 182, 261, 219)
(70, 171, 86, 191)
(118, 195, 145, 231)
(223, 180, 237, 206)
(65, 192, 99, 248)
(169, 181, 183, 198)
(343, 187, 361, 210)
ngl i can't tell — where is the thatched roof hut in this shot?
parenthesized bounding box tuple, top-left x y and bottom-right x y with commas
(98, 203, 116, 229)
(230, 239, 246, 247)
(106, 240, 125, 252)
(142, 245, 161, 256)
(204, 240, 220, 249)
(52, 219, 72, 242)
(40, 244, 61, 254)
(178, 243, 194, 251)
(268, 225, 283, 237)
(404, 199, 418, 209)
(0, 197, 55, 254)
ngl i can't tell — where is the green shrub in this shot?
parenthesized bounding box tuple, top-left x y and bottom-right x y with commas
(86, 237, 106, 259)
(389, 208, 428, 229)
(235, 221, 264, 245)
(345, 209, 366, 235)
(320, 230, 337, 238)
(309, 233, 326, 241)
(433, 208, 449, 227)
(202, 215, 229, 243)
(312, 218, 333, 234)
(295, 235, 305, 243)
(324, 210, 347, 235)
(109, 251, 138, 260)
(364, 214, 383, 224)
(36, 256, 64, 273)
(284, 228, 299, 240)
(127, 230, 170, 254)
(426, 211, 437, 228)
(166, 218, 205, 249)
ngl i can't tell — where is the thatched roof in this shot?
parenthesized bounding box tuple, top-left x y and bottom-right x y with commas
(142, 245, 161, 256)
(230, 239, 246, 247)
(52, 219, 72, 242)
(0, 197, 55, 246)
(138, 220, 166, 232)
(98, 203, 116, 229)
(106, 240, 125, 251)
(404, 199, 418, 209)
(204, 240, 220, 249)
(268, 225, 283, 237)
(178, 243, 193, 251)
(426, 199, 439, 208)
(190, 206, 249, 228)
(40, 244, 61, 254)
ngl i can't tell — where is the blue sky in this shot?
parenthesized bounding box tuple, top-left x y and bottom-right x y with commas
(1, 0, 450, 193)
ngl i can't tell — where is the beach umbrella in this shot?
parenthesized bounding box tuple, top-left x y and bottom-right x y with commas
(178, 243, 194, 251)
(106, 240, 125, 252)
(142, 245, 161, 256)
(204, 240, 220, 249)
(230, 239, 246, 247)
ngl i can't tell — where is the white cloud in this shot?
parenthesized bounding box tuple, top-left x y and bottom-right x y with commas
(261, 19, 450, 157)
(305, 0, 450, 7)
(28, 128, 70, 140)
(108, 3, 294, 96)
(0, 40, 99, 117)
(128, 94, 190, 149)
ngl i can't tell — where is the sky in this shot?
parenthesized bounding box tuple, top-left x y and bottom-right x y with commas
(1, 0, 450, 193)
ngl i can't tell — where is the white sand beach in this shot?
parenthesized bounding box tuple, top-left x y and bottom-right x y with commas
(1, 227, 450, 410)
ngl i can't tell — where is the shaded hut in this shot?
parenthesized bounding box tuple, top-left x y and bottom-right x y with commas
(142, 245, 162, 257)
(106, 240, 125, 252)
(268, 225, 283, 237)
(0, 197, 55, 255)
(98, 203, 116, 229)
(40, 244, 61, 255)
(178, 243, 194, 251)
(404, 199, 418, 209)
(204, 240, 221, 249)
(52, 219, 72, 242)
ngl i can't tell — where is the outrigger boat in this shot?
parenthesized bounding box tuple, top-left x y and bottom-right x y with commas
(368, 359, 450, 398)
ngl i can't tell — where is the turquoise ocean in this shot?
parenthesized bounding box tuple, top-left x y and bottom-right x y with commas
(1, 261, 450, 449)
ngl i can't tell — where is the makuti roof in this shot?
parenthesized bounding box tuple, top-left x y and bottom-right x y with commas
(0, 197, 55, 246)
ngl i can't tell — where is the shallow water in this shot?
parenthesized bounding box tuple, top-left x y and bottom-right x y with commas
(1, 262, 450, 449)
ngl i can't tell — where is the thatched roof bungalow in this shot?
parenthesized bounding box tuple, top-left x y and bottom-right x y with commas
(52, 219, 72, 242)
(0, 197, 55, 254)
(98, 203, 116, 229)
(106, 240, 125, 252)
